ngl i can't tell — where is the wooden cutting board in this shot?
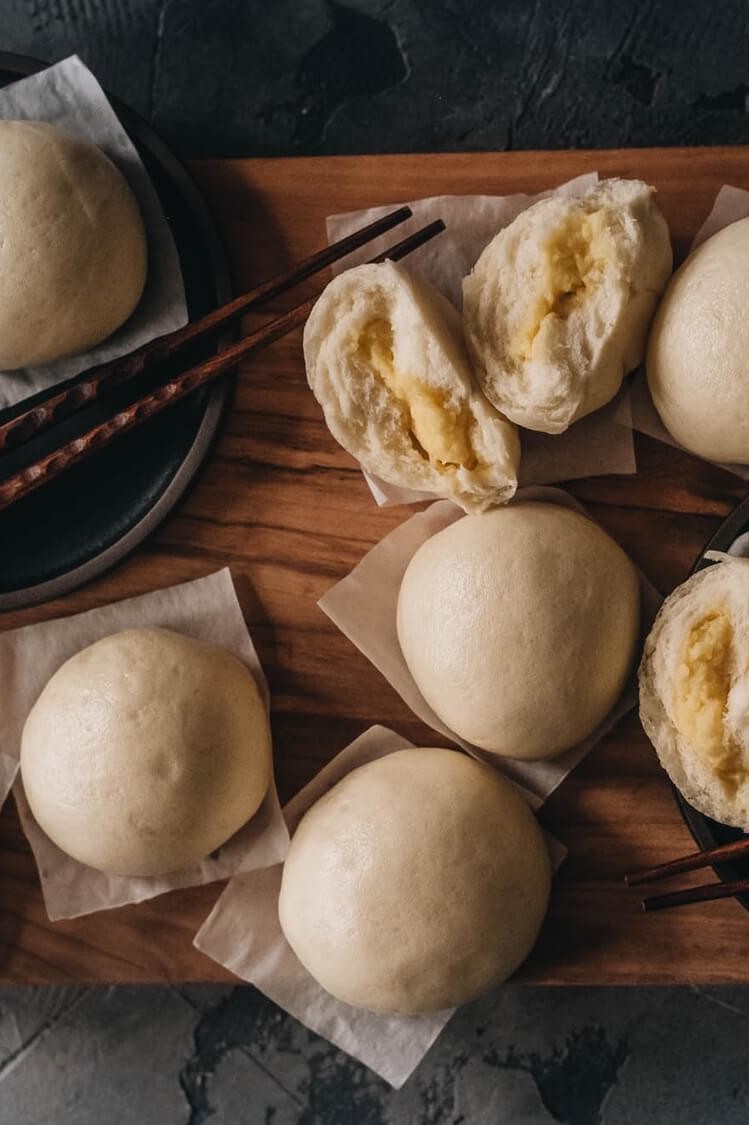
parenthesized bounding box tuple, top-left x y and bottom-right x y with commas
(2, 147, 749, 986)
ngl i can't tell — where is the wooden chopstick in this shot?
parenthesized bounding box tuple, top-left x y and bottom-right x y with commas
(642, 877, 749, 913)
(626, 835, 749, 912)
(625, 835, 749, 886)
(0, 218, 445, 513)
(0, 204, 413, 457)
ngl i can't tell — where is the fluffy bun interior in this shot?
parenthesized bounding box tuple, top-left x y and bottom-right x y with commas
(463, 178, 672, 433)
(639, 558, 749, 828)
(303, 260, 519, 514)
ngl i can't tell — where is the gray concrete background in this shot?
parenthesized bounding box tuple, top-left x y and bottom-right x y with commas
(4, 982, 749, 1125)
(4, 0, 749, 156)
(2, 2, 749, 1122)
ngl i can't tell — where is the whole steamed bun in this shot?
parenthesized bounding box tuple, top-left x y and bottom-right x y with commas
(463, 178, 672, 433)
(639, 557, 749, 829)
(0, 120, 147, 369)
(278, 747, 551, 1014)
(397, 502, 641, 760)
(20, 628, 271, 876)
(303, 260, 520, 514)
(647, 217, 749, 464)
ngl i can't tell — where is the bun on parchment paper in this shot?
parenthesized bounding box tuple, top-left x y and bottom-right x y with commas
(20, 627, 271, 876)
(0, 120, 147, 369)
(278, 747, 551, 1015)
(396, 502, 641, 760)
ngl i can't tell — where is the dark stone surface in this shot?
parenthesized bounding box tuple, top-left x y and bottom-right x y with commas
(2, 0, 749, 156)
(2, 2, 749, 1121)
(3, 982, 749, 1124)
(0, 0, 163, 118)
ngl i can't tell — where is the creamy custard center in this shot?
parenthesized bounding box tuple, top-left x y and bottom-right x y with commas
(672, 608, 745, 788)
(511, 209, 613, 362)
(356, 319, 477, 470)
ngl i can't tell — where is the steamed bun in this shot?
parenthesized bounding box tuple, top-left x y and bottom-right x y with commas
(463, 178, 672, 433)
(0, 120, 147, 369)
(647, 217, 749, 463)
(20, 628, 271, 876)
(397, 502, 641, 760)
(278, 747, 551, 1014)
(639, 557, 749, 828)
(303, 260, 520, 514)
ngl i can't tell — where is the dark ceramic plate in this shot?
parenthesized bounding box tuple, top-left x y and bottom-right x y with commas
(0, 52, 231, 611)
(674, 493, 749, 911)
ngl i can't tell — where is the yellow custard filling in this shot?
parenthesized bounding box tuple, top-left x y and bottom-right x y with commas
(672, 608, 745, 789)
(511, 209, 613, 362)
(356, 319, 476, 470)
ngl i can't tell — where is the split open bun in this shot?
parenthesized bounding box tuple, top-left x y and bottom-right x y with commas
(278, 747, 551, 1014)
(639, 556, 749, 829)
(463, 178, 672, 434)
(303, 260, 520, 514)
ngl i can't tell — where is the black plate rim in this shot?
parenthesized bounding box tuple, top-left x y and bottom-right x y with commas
(0, 51, 232, 611)
(673, 490, 749, 911)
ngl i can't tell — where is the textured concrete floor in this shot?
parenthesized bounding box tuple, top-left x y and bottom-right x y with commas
(4, 0, 749, 155)
(4, 982, 749, 1125)
(2, 2, 749, 1123)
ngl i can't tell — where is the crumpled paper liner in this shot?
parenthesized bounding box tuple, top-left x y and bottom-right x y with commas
(0, 753, 16, 814)
(728, 532, 749, 558)
(625, 184, 749, 480)
(0, 569, 288, 920)
(319, 486, 662, 804)
(0, 54, 187, 410)
(324, 174, 637, 506)
(195, 723, 566, 1089)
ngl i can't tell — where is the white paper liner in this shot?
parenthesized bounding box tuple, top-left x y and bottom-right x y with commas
(324, 174, 637, 507)
(625, 184, 749, 480)
(729, 533, 749, 558)
(195, 723, 566, 1089)
(364, 389, 635, 507)
(319, 486, 663, 804)
(0, 753, 18, 813)
(0, 55, 187, 410)
(0, 570, 289, 920)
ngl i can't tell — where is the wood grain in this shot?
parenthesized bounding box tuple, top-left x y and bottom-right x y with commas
(2, 147, 749, 985)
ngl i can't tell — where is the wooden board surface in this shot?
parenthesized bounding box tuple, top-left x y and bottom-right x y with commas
(3, 147, 749, 986)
